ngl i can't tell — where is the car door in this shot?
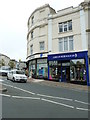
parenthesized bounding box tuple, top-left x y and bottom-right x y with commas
(8, 71, 12, 79)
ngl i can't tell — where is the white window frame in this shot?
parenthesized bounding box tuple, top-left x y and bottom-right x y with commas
(59, 38, 64, 52)
(59, 20, 72, 33)
(64, 22, 68, 32)
(64, 37, 68, 51)
(59, 36, 73, 52)
(68, 21, 72, 31)
(69, 36, 74, 51)
(59, 23, 63, 33)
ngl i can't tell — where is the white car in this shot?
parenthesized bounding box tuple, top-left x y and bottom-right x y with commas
(7, 70, 27, 83)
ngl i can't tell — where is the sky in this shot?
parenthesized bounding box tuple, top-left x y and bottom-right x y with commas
(0, 0, 84, 61)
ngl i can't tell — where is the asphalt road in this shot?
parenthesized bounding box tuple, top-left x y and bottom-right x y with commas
(0, 77, 89, 119)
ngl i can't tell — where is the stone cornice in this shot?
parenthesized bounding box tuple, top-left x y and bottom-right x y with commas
(80, 1, 90, 10)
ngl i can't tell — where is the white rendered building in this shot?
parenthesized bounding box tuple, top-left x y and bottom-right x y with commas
(27, 0, 90, 85)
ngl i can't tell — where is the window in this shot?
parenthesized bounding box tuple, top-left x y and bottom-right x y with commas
(68, 21, 72, 31)
(30, 45, 33, 55)
(59, 23, 63, 32)
(59, 20, 72, 33)
(59, 38, 63, 52)
(40, 41, 44, 50)
(64, 22, 67, 32)
(32, 16, 34, 25)
(69, 36, 73, 50)
(64, 37, 68, 51)
(59, 36, 73, 52)
(31, 31, 33, 39)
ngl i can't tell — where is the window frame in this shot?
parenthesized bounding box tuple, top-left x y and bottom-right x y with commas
(59, 36, 74, 52)
(59, 20, 72, 33)
(31, 31, 33, 39)
(39, 41, 45, 51)
(30, 45, 33, 55)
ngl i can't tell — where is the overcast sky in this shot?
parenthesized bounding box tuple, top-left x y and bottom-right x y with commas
(0, 0, 84, 61)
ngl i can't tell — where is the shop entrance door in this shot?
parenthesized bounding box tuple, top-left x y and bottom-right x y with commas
(62, 67, 66, 82)
(62, 66, 70, 82)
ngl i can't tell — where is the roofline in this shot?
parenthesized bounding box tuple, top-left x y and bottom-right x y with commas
(28, 4, 56, 25)
(0, 53, 10, 59)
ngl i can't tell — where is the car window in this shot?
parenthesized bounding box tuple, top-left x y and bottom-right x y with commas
(9, 72, 13, 74)
(13, 71, 16, 74)
(16, 71, 24, 74)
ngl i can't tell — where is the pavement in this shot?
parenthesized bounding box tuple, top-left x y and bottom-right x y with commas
(27, 78, 90, 92)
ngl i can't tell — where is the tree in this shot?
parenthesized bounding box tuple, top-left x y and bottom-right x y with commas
(1, 59, 5, 66)
(8, 60, 15, 69)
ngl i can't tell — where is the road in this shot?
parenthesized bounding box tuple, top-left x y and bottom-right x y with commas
(0, 77, 89, 119)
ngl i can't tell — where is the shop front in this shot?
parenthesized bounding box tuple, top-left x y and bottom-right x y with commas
(28, 58, 48, 79)
(48, 51, 89, 85)
(29, 60, 36, 78)
(37, 58, 48, 79)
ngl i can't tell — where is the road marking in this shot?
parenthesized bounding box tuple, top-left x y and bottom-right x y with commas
(0, 93, 11, 97)
(37, 94, 73, 101)
(12, 96, 40, 100)
(0, 79, 4, 82)
(0, 83, 35, 95)
(76, 107, 90, 111)
(13, 86, 35, 95)
(41, 98, 74, 109)
(75, 100, 90, 105)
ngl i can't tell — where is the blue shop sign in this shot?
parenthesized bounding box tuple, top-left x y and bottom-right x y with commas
(48, 51, 88, 61)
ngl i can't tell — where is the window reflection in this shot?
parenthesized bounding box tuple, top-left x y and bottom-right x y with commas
(70, 59, 86, 81)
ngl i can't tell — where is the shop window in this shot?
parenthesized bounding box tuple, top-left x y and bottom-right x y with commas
(70, 59, 86, 81)
(49, 61, 61, 81)
(37, 59, 48, 78)
(29, 60, 36, 78)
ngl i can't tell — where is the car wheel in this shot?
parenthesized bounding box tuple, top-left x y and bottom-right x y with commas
(7, 76, 9, 80)
(13, 77, 15, 82)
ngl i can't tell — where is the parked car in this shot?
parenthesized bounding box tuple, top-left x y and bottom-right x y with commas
(7, 69, 27, 83)
(0, 66, 10, 76)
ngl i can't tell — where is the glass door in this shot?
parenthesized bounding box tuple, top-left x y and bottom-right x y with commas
(62, 67, 66, 82)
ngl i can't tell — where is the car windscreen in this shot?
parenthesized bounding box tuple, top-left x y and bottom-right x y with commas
(16, 71, 24, 74)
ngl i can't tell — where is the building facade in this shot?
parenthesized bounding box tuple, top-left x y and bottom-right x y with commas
(0, 54, 10, 67)
(27, 1, 90, 85)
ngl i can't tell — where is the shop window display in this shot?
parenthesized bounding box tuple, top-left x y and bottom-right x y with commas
(37, 59, 48, 78)
(29, 60, 36, 78)
(70, 59, 86, 81)
(49, 61, 61, 81)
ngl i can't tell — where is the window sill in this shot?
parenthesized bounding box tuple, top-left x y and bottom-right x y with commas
(58, 30, 73, 34)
